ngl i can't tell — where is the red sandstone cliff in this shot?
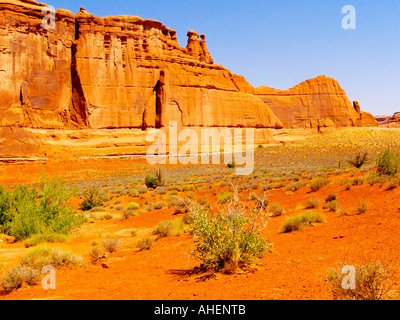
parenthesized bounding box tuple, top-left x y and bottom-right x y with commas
(0, 0, 379, 159)
(256, 76, 378, 130)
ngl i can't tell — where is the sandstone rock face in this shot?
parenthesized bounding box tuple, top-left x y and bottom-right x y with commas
(0, 0, 86, 129)
(74, 9, 283, 130)
(256, 76, 378, 129)
(0, 1, 379, 159)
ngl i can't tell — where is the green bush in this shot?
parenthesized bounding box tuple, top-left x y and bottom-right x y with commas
(280, 212, 326, 233)
(0, 177, 84, 241)
(80, 188, 105, 211)
(189, 198, 271, 273)
(145, 175, 160, 189)
(376, 148, 400, 176)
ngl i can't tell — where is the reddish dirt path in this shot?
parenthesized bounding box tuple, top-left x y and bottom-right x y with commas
(1, 165, 400, 300)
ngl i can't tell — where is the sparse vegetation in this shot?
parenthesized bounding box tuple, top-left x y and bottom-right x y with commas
(153, 220, 185, 238)
(269, 202, 285, 217)
(80, 188, 105, 211)
(137, 237, 155, 251)
(0, 176, 84, 241)
(376, 147, 400, 176)
(280, 212, 326, 233)
(349, 151, 368, 169)
(326, 260, 397, 300)
(310, 177, 330, 192)
(190, 192, 271, 273)
(101, 235, 121, 253)
(304, 198, 321, 209)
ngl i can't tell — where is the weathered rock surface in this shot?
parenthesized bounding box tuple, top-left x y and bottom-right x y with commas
(256, 76, 378, 130)
(375, 112, 400, 127)
(0, 1, 378, 159)
(0, 0, 86, 129)
(74, 8, 283, 130)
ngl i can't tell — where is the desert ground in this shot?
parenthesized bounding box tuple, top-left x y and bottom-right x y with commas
(1, 127, 400, 300)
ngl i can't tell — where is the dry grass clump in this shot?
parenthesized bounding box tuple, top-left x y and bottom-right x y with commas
(137, 237, 155, 251)
(153, 220, 185, 239)
(269, 203, 285, 217)
(280, 212, 326, 233)
(326, 260, 397, 300)
(1, 265, 41, 293)
(304, 198, 321, 209)
(310, 177, 330, 192)
(285, 181, 307, 192)
(101, 235, 121, 253)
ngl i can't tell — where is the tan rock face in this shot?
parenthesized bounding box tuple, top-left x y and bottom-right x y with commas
(256, 76, 378, 129)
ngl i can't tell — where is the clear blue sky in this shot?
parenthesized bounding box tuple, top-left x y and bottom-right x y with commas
(49, 0, 399, 116)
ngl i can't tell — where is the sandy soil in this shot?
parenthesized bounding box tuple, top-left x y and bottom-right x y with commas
(0, 156, 399, 300)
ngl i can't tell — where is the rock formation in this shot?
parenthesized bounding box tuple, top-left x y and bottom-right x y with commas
(256, 76, 378, 129)
(0, 0, 378, 159)
(375, 112, 400, 127)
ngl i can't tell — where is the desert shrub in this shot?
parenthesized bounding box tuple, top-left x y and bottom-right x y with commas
(127, 202, 140, 211)
(262, 184, 273, 191)
(280, 212, 326, 233)
(137, 237, 154, 251)
(23, 233, 68, 248)
(156, 187, 168, 195)
(101, 235, 121, 253)
(21, 244, 84, 270)
(1, 265, 41, 293)
(310, 177, 330, 192)
(324, 200, 341, 213)
(357, 200, 369, 215)
(189, 194, 271, 273)
(217, 191, 234, 204)
(80, 188, 105, 211)
(153, 220, 185, 239)
(304, 198, 321, 209)
(349, 151, 368, 169)
(269, 203, 285, 217)
(129, 188, 139, 197)
(376, 148, 400, 176)
(0, 177, 84, 241)
(227, 161, 236, 168)
(285, 181, 307, 192)
(137, 186, 149, 194)
(89, 245, 102, 263)
(273, 182, 286, 189)
(326, 193, 337, 203)
(326, 260, 397, 300)
(145, 175, 160, 189)
(153, 201, 166, 210)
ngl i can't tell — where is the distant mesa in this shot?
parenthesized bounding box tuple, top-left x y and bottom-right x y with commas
(0, 0, 378, 158)
(375, 112, 400, 128)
